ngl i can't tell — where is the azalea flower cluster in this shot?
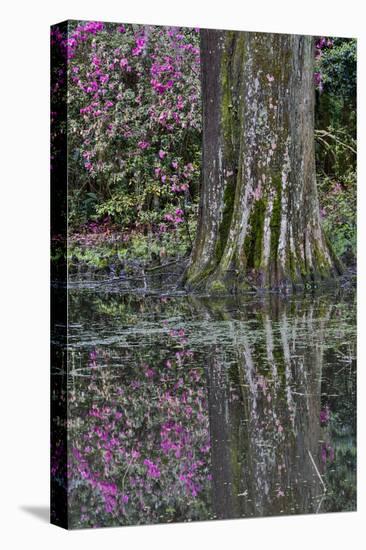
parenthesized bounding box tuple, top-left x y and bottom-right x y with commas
(314, 36, 334, 91)
(164, 208, 185, 225)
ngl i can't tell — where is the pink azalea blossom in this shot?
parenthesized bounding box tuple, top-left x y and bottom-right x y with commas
(143, 459, 161, 478)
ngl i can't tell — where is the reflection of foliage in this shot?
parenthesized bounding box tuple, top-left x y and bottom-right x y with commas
(68, 292, 196, 329)
(320, 321, 356, 512)
(62, 289, 356, 527)
(67, 327, 212, 528)
(323, 437, 356, 512)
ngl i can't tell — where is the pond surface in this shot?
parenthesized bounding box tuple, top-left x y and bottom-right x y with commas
(61, 288, 356, 528)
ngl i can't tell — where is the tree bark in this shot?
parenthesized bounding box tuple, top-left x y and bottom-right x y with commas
(185, 30, 342, 292)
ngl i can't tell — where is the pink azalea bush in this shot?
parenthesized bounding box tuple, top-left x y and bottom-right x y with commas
(52, 21, 201, 234)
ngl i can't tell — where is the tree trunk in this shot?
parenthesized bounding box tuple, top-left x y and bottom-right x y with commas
(185, 30, 342, 292)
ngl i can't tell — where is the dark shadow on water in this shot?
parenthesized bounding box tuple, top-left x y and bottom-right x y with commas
(20, 506, 49, 523)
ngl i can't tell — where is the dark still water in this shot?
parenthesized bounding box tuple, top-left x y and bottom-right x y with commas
(61, 289, 356, 528)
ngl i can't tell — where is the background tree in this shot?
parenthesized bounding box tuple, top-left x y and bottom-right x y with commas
(185, 30, 342, 292)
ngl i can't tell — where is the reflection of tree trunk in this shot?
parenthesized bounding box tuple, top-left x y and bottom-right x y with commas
(204, 296, 330, 519)
(205, 345, 240, 519)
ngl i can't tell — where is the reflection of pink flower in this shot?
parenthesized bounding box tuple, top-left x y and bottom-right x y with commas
(320, 405, 331, 425)
(119, 58, 128, 69)
(332, 182, 342, 194)
(138, 140, 150, 149)
(145, 367, 155, 378)
(321, 442, 335, 464)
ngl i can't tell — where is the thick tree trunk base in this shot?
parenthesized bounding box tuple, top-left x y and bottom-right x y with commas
(184, 261, 343, 294)
(184, 231, 343, 293)
(184, 30, 343, 294)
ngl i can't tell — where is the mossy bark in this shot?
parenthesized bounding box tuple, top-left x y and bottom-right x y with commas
(185, 30, 342, 292)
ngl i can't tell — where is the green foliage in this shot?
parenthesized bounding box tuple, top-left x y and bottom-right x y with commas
(319, 172, 356, 260)
(320, 38, 357, 102)
(315, 38, 356, 264)
(95, 192, 138, 225)
(315, 125, 356, 178)
(69, 216, 196, 273)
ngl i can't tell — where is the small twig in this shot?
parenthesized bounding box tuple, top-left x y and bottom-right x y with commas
(315, 129, 357, 154)
(145, 260, 182, 272)
(316, 493, 326, 514)
(122, 458, 134, 494)
(96, 275, 146, 285)
(308, 449, 327, 493)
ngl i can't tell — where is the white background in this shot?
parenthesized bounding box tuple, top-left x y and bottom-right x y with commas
(0, 0, 365, 548)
